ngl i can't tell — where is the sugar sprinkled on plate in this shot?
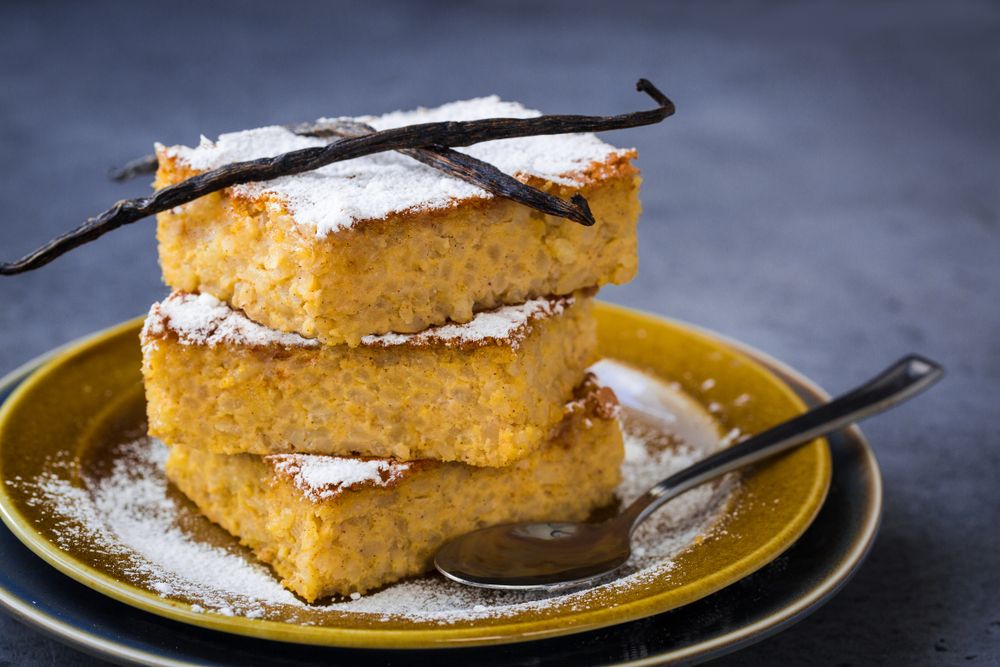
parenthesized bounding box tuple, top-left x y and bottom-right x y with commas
(22, 440, 301, 619)
(15, 361, 735, 623)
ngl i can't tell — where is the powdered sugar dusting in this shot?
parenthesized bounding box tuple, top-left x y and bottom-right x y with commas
(268, 455, 410, 502)
(163, 96, 629, 236)
(361, 295, 572, 350)
(143, 292, 317, 349)
(17, 440, 302, 619)
(147, 290, 572, 351)
(13, 362, 736, 624)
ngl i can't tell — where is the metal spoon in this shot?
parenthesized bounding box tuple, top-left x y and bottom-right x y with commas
(435, 355, 944, 591)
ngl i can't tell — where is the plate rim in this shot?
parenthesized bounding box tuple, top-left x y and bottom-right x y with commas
(0, 307, 830, 647)
(0, 339, 198, 667)
(0, 304, 877, 661)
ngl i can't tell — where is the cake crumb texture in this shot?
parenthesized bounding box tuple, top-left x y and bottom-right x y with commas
(142, 291, 598, 466)
(155, 96, 640, 346)
(164, 383, 624, 601)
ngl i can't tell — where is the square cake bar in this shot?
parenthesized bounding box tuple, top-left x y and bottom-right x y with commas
(142, 289, 596, 467)
(154, 97, 640, 345)
(164, 377, 623, 601)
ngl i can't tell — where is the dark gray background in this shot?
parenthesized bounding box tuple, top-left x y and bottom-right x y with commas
(1, 1, 997, 664)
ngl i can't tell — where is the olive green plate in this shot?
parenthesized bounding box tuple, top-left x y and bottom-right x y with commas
(0, 303, 831, 649)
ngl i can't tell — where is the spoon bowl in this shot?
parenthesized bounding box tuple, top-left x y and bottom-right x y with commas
(435, 355, 943, 591)
(435, 520, 632, 590)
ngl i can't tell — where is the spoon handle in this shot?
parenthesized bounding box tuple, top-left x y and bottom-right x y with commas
(622, 355, 944, 533)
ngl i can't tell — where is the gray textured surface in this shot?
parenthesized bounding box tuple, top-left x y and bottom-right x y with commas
(1, 1, 997, 664)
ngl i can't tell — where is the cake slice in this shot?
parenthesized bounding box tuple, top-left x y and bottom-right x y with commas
(154, 97, 640, 345)
(141, 289, 597, 467)
(164, 377, 623, 601)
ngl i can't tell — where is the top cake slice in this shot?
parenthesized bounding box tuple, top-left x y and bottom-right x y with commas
(155, 96, 641, 346)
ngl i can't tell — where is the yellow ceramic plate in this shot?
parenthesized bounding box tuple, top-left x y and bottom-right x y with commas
(0, 303, 830, 649)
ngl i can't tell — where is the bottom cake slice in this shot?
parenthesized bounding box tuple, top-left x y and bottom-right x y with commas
(164, 377, 624, 602)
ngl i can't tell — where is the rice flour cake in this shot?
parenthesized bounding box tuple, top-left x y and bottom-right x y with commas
(154, 97, 641, 345)
(164, 377, 623, 601)
(142, 289, 597, 467)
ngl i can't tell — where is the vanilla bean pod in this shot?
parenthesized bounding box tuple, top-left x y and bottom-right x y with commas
(106, 119, 375, 181)
(301, 119, 595, 226)
(2, 79, 672, 275)
(112, 119, 594, 225)
(108, 154, 160, 182)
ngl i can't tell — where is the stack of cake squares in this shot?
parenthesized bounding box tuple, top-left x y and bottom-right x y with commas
(139, 97, 642, 602)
